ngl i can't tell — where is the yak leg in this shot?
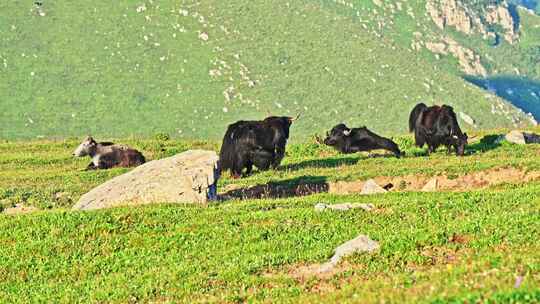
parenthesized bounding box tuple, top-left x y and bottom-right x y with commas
(272, 145, 285, 169)
(375, 137, 402, 158)
(245, 161, 253, 176)
(232, 153, 250, 178)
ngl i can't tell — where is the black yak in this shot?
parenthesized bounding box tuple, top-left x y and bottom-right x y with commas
(73, 136, 146, 170)
(321, 124, 402, 157)
(409, 103, 468, 156)
(219, 115, 298, 178)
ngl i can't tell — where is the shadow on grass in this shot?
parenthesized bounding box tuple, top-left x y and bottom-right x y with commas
(466, 134, 504, 153)
(279, 156, 360, 171)
(407, 134, 504, 156)
(221, 175, 329, 200)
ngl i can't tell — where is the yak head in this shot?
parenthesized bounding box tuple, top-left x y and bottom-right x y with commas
(263, 114, 300, 139)
(453, 132, 468, 156)
(323, 124, 351, 146)
(73, 136, 98, 157)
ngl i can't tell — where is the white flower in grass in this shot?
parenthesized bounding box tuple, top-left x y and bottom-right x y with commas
(136, 4, 146, 13)
(198, 32, 209, 41)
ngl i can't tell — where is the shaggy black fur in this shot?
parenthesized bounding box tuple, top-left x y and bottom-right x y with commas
(322, 124, 402, 157)
(219, 116, 294, 177)
(409, 103, 468, 156)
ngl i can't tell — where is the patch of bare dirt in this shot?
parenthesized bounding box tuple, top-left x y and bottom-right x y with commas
(329, 167, 540, 194)
(264, 261, 356, 281)
(221, 167, 540, 200)
(2, 204, 39, 215)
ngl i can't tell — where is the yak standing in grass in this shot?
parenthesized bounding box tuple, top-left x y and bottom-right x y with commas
(73, 136, 146, 170)
(219, 115, 298, 178)
(409, 103, 468, 156)
(320, 124, 402, 157)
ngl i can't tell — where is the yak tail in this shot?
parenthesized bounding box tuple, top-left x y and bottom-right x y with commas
(409, 103, 427, 133)
(218, 125, 237, 172)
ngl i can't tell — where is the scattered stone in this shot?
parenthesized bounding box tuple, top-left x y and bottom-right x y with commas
(314, 203, 374, 212)
(72, 150, 220, 211)
(506, 130, 526, 144)
(3, 204, 39, 215)
(505, 131, 540, 145)
(459, 112, 476, 126)
(319, 235, 380, 273)
(422, 178, 439, 192)
(361, 179, 387, 194)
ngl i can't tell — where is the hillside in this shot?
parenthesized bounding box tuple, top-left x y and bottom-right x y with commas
(1, 131, 540, 302)
(1, 0, 538, 140)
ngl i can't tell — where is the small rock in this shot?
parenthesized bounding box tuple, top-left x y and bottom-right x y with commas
(319, 235, 379, 272)
(506, 130, 526, 144)
(422, 178, 438, 192)
(361, 179, 387, 195)
(54, 192, 69, 200)
(505, 131, 540, 144)
(459, 112, 476, 126)
(314, 203, 374, 212)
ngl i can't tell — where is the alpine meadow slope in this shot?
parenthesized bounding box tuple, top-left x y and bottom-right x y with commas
(0, 0, 535, 140)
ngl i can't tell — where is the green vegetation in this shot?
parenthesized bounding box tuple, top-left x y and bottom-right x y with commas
(1, 131, 540, 302)
(0, 0, 533, 140)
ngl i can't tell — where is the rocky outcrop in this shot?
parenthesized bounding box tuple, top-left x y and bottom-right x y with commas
(485, 4, 518, 44)
(426, 0, 474, 34)
(426, 0, 519, 44)
(425, 37, 487, 76)
(73, 150, 220, 211)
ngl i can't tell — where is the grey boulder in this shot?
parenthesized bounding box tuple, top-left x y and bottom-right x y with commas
(73, 150, 220, 211)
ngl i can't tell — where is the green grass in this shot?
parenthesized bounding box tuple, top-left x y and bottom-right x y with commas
(0, 0, 534, 140)
(1, 131, 540, 302)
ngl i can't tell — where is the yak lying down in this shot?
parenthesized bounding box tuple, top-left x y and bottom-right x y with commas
(73, 136, 145, 170)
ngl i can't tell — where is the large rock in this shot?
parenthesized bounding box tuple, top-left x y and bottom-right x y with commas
(505, 131, 540, 145)
(73, 150, 220, 211)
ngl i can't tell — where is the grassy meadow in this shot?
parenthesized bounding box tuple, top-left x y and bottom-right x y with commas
(1, 129, 540, 302)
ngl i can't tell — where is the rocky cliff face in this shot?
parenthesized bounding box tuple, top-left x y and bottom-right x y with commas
(426, 0, 519, 44)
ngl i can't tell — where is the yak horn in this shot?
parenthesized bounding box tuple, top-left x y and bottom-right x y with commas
(290, 113, 301, 122)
